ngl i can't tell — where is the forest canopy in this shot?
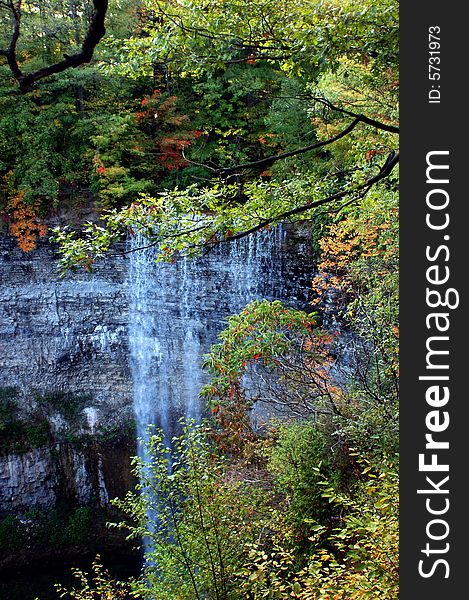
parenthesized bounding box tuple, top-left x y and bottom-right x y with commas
(0, 0, 398, 261)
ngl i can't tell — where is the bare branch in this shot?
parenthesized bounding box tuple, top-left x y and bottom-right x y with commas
(1, 0, 108, 91)
(1, 0, 23, 81)
(310, 96, 399, 134)
(219, 105, 399, 178)
(219, 118, 362, 176)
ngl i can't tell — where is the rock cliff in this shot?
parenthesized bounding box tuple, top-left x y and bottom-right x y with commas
(0, 226, 312, 515)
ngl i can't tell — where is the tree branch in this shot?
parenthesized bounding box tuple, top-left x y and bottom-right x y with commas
(217, 151, 399, 243)
(2, 0, 23, 81)
(219, 118, 362, 176)
(106, 153, 398, 261)
(219, 111, 398, 177)
(310, 96, 399, 134)
(1, 0, 108, 91)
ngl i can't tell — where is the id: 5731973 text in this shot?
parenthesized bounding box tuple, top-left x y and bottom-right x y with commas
(428, 26, 441, 104)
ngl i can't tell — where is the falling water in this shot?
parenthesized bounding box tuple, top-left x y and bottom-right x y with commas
(126, 226, 292, 554)
(126, 226, 289, 450)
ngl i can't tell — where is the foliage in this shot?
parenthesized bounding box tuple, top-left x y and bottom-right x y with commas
(268, 421, 344, 536)
(0, 69, 97, 206)
(0, 1, 99, 65)
(312, 189, 399, 455)
(51, 148, 398, 271)
(34, 390, 93, 424)
(0, 393, 51, 455)
(4, 187, 47, 252)
(200, 300, 348, 452)
(1, 2, 399, 598)
(55, 555, 139, 599)
(69, 423, 398, 600)
(0, 59, 209, 251)
(0, 515, 27, 552)
(109, 0, 398, 79)
(306, 457, 399, 599)
(1, 0, 399, 261)
(49, 506, 94, 547)
(110, 422, 271, 600)
(0, 506, 93, 553)
(234, 456, 399, 599)
(89, 112, 155, 209)
(44, 0, 398, 267)
(50, 177, 329, 270)
(135, 89, 203, 172)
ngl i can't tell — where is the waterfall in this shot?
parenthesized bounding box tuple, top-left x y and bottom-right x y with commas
(126, 226, 290, 554)
(126, 226, 288, 449)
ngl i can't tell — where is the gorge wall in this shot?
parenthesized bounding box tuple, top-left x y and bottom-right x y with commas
(0, 226, 313, 517)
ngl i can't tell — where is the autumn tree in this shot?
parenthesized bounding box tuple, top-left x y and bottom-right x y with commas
(51, 0, 399, 267)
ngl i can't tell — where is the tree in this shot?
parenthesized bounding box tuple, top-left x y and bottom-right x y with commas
(50, 0, 399, 267)
(312, 188, 399, 455)
(200, 300, 348, 452)
(110, 422, 272, 600)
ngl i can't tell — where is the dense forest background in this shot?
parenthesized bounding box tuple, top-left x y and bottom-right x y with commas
(0, 0, 399, 598)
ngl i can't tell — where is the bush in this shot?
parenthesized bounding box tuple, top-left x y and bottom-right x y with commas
(111, 421, 271, 600)
(0, 394, 51, 455)
(235, 456, 399, 600)
(54, 556, 138, 599)
(0, 516, 26, 551)
(268, 421, 344, 537)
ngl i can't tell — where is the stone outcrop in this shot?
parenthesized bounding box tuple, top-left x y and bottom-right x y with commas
(0, 439, 136, 515)
(0, 448, 56, 512)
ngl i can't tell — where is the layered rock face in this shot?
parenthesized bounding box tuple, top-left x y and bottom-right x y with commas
(0, 236, 136, 515)
(0, 237, 132, 429)
(0, 227, 312, 515)
(0, 442, 135, 513)
(0, 449, 56, 512)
